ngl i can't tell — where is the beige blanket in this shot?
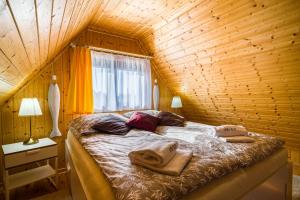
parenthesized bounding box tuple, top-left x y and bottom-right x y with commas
(70, 119, 284, 200)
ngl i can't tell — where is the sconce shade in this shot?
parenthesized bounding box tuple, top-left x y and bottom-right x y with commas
(18, 98, 42, 116)
(171, 96, 182, 108)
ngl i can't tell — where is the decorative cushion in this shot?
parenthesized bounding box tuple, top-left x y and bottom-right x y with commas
(92, 115, 130, 135)
(69, 114, 106, 135)
(123, 110, 160, 119)
(126, 112, 159, 132)
(158, 112, 185, 127)
(69, 113, 127, 135)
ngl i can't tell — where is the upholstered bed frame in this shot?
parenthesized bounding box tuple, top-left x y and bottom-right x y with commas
(65, 134, 293, 200)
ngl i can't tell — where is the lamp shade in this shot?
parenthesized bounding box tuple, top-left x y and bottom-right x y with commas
(171, 96, 182, 108)
(18, 98, 42, 116)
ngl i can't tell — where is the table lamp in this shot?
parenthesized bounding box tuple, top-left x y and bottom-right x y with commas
(171, 96, 182, 109)
(171, 96, 182, 114)
(19, 98, 42, 145)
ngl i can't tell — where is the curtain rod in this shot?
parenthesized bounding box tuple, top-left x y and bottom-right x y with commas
(70, 43, 152, 59)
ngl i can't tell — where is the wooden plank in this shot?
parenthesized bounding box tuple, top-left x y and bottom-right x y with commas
(60, 0, 85, 46)
(8, 0, 40, 68)
(54, 0, 77, 54)
(2, 99, 14, 144)
(65, 0, 98, 45)
(36, 0, 52, 65)
(33, 73, 46, 138)
(0, 51, 22, 86)
(0, 0, 31, 75)
(43, 64, 52, 138)
(47, 0, 67, 59)
(0, 0, 101, 104)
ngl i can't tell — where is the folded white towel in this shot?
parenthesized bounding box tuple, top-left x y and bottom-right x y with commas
(128, 141, 178, 167)
(219, 136, 256, 143)
(130, 149, 193, 176)
(215, 125, 248, 137)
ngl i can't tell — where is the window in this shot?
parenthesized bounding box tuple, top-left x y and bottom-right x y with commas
(91, 51, 152, 112)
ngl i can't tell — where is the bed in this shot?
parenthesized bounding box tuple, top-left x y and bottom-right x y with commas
(65, 113, 292, 200)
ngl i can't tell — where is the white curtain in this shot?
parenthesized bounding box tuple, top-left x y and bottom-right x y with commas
(92, 51, 152, 112)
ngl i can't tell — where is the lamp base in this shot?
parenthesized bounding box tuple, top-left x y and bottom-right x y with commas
(23, 137, 39, 145)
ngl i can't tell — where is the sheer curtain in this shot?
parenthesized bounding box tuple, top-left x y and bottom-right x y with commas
(92, 51, 152, 112)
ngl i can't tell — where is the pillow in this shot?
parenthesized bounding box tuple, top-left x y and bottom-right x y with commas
(69, 113, 108, 135)
(69, 113, 127, 135)
(123, 110, 160, 119)
(92, 115, 130, 135)
(126, 112, 159, 132)
(158, 112, 185, 127)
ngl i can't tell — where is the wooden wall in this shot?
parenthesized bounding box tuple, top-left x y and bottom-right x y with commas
(0, 29, 175, 179)
(140, 0, 300, 174)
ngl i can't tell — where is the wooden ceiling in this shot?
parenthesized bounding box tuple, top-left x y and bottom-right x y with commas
(0, 0, 99, 104)
(90, 0, 203, 38)
(0, 0, 203, 105)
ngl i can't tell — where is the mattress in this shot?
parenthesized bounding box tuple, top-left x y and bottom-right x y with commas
(66, 129, 288, 200)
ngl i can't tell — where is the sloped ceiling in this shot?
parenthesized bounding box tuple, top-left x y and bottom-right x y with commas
(0, 0, 200, 104)
(90, 0, 203, 38)
(0, 0, 100, 104)
(0, 0, 300, 147)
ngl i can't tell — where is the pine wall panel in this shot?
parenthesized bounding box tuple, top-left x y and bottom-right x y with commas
(0, 29, 175, 180)
(139, 0, 300, 173)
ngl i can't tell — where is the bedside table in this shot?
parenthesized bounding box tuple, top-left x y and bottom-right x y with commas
(2, 138, 58, 200)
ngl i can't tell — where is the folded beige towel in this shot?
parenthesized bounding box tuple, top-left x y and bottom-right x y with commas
(215, 125, 248, 137)
(130, 149, 193, 176)
(220, 136, 256, 143)
(128, 141, 178, 167)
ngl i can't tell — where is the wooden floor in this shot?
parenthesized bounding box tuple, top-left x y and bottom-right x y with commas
(1, 175, 299, 200)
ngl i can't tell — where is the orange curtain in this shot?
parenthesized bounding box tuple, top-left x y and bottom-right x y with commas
(67, 47, 94, 113)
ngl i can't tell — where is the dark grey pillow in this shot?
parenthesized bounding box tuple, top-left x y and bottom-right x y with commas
(92, 115, 130, 135)
(158, 112, 185, 127)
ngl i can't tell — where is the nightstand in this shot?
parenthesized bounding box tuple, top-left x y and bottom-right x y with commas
(1, 138, 58, 200)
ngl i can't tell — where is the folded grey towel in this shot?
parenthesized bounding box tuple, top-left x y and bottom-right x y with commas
(128, 141, 178, 167)
(215, 125, 248, 137)
(130, 149, 193, 176)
